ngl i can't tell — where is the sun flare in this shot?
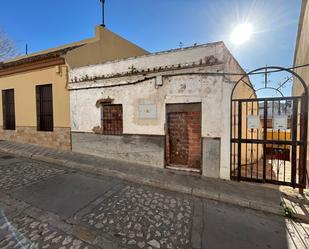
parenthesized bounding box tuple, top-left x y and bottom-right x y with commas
(230, 23, 253, 45)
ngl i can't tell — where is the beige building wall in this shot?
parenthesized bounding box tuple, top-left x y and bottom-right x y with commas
(0, 66, 70, 127)
(3, 26, 148, 71)
(293, 0, 309, 96)
(65, 26, 149, 69)
(0, 64, 71, 150)
(293, 0, 309, 165)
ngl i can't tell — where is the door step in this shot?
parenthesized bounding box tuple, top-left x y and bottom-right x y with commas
(166, 165, 201, 173)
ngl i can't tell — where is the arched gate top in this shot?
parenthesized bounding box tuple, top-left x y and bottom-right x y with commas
(231, 66, 308, 100)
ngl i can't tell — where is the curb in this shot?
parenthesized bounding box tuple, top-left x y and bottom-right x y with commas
(0, 148, 291, 220)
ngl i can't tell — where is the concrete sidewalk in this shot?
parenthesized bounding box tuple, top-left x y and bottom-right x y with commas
(0, 140, 308, 222)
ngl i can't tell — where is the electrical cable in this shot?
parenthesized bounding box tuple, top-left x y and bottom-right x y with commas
(69, 63, 309, 90)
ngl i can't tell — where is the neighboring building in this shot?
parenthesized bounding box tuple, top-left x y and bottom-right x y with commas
(69, 42, 253, 179)
(293, 0, 309, 184)
(293, 0, 309, 91)
(0, 26, 148, 150)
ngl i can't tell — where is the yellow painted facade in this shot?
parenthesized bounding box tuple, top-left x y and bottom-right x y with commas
(0, 65, 70, 128)
(65, 26, 148, 69)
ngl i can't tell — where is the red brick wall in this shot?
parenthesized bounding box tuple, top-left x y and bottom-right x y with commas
(166, 110, 201, 169)
(187, 111, 202, 168)
(167, 112, 189, 165)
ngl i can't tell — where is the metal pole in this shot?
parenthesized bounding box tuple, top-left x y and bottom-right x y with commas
(101, 0, 106, 27)
(263, 100, 267, 182)
(238, 101, 242, 181)
(291, 99, 298, 188)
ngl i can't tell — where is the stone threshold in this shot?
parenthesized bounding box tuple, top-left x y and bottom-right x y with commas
(166, 165, 201, 173)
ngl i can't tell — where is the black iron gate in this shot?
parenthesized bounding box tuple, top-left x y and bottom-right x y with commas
(231, 67, 308, 189)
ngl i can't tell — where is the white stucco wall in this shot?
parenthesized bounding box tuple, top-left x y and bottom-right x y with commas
(69, 43, 249, 180)
(70, 42, 225, 81)
(70, 73, 225, 135)
(70, 73, 233, 179)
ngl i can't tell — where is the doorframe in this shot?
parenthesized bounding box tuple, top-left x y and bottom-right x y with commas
(164, 102, 203, 174)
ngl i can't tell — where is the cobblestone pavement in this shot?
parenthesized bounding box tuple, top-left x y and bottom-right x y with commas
(0, 154, 308, 249)
(81, 186, 192, 249)
(0, 155, 66, 192)
(0, 214, 91, 249)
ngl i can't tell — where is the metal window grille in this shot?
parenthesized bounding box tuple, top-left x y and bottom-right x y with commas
(36, 84, 53, 131)
(102, 104, 123, 135)
(2, 89, 16, 130)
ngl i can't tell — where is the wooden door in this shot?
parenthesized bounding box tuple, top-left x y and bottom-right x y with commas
(166, 103, 202, 169)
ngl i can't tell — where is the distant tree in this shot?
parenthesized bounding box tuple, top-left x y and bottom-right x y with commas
(0, 30, 17, 61)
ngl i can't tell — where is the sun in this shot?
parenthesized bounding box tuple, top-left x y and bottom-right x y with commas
(230, 23, 253, 45)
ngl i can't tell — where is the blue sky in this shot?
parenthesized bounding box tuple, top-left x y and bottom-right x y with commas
(0, 0, 301, 76)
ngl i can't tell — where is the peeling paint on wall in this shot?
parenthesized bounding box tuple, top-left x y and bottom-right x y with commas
(68, 43, 251, 180)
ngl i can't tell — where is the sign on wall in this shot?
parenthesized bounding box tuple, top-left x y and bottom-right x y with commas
(273, 115, 288, 130)
(247, 115, 260, 129)
(138, 104, 157, 119)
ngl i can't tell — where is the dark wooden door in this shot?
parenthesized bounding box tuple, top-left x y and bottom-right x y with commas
(166, 103, 202, 169)
(36, 84, 53, 131)
(167, 112, 189, 165)
(102, 104, 123, 135)
(2, 89, 16, 130)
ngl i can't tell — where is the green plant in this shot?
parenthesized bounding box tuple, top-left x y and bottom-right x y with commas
(280, 202, 294, 219)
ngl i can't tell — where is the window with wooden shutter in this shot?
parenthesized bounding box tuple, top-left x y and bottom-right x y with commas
(102, 104, 123, 135)
(36, 84, 53, 131)
(2, 89, 16, 130)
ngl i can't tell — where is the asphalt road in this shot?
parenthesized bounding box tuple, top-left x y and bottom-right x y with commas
(0, 153, 308, 249)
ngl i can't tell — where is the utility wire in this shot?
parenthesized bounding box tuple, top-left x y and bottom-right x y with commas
(71, 63, 309, 88)
(247, 64, 309, 76)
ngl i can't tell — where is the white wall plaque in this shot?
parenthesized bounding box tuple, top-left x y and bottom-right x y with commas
(247, 115, 260, 129)
(138, 104, 157, 119)
(273, 115, 288, 130)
